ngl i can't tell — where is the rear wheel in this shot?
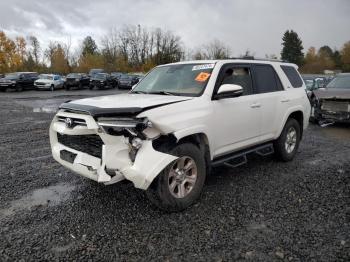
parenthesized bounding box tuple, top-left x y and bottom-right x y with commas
(146, 143, 206, 212)
(274, 118, 301, 162)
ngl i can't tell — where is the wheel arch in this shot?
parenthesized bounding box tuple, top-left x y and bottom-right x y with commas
(152, 132, 212, 175)
(279, 109, 304, 139)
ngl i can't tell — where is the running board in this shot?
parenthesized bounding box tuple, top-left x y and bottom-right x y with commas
(212, 143, 274, 168)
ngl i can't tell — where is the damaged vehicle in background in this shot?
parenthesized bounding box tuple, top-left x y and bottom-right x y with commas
(309, 73, 350, 125)
(89, 73, 118, 90)
(50, 59, 310, 211)
(64, 73, 90, 90)
(302, 74, 333, 95)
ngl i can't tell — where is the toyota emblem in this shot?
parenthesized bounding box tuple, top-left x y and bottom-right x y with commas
(64, 118, 73, 128)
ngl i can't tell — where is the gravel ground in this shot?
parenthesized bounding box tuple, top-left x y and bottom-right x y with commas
(0, 90, 349, 261)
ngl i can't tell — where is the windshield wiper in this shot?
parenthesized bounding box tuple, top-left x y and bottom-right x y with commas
(131, 90, 148, 94)
(148, 91, 179, 96)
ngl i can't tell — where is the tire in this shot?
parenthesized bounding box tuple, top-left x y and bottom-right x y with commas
(89, 85, 94, 90)
(50, 85, 54, 91)
(65, 84, 70, 91)
(274, 118, 301, 162)
(79, 83, 83, 89)
(15, 84, 23, 92)
(146, 143, 206, 212)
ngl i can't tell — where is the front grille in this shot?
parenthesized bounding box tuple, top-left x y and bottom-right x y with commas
(57, 133, 103, 158)
(36, 82, 46, 86)
(322, 100, 349, 112)
(57, 116, 87, 126)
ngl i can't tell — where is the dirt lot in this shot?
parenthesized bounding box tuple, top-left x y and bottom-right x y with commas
(0, 90, 349, 261)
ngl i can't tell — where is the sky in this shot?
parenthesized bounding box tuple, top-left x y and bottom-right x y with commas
(0, 0, 349, 58)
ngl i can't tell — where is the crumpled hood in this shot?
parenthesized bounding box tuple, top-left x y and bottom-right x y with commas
(71, 93, 191, 108)
(60, 93, 192, 117)
(313, 88, 350, 99)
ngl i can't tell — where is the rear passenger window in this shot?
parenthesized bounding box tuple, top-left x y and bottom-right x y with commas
(280, 65, 303, 88)
(253, 65, 282, 93)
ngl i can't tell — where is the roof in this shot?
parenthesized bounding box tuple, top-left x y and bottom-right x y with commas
(163, 59, 296, 68)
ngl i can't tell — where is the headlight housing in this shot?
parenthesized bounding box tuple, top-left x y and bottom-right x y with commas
(97, 117, 152, 137)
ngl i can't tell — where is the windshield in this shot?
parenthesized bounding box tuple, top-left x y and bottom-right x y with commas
(94, 73, 107, 80)
(120, 75, 132, 80)
(132, 63, 215, 96)
(38, 74, 53, 80)
(326, 75, 350, 89)
(4, 73, 20, 79)
(67, 73, 80, 78)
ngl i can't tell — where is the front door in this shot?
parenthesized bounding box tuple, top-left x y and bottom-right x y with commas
(212, 64, 262, 157)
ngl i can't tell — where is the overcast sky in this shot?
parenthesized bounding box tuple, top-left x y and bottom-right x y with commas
(0, 0, 349, 57)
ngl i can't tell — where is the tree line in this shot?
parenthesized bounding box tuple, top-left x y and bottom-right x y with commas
(0, 26, 349, 74)
(281, 30, 350, 73)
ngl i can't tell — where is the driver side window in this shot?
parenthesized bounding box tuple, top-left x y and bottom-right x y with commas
(219, 66, 253, 96)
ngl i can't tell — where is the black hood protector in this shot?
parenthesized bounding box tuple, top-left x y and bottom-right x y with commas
(59, 99, 190, 118)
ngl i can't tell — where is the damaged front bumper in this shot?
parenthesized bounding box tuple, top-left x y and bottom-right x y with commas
(49, 110, 178, 189)
(313, 99, 350, 124)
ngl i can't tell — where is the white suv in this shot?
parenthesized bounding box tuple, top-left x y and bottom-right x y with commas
(50, 59, 311, 211)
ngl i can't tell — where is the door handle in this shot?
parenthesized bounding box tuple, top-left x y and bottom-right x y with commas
(250, 103, 261, 108)
(281, 99, 290, 103)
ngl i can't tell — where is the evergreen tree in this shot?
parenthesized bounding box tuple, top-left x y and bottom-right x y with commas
(81, 36, 98, 57)
(281, 30, 304, 66)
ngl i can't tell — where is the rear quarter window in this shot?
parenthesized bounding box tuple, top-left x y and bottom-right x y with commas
(280, 65, 303, 88)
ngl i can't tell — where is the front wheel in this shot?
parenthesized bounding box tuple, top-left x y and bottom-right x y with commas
(15, 84, 23, 92)
(50, 84, 54, 91)
(274, 118, 301, 162)
(146, 143, 206, 212)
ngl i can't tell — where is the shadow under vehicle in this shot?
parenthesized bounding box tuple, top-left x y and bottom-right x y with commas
(0, 72, 38, 92)
(309, 73, 350, 125)
(89, 73, 117, 90)
(64, 73, 90, 90)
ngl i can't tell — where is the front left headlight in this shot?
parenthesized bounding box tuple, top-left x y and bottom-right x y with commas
(97, 117, 152, 134)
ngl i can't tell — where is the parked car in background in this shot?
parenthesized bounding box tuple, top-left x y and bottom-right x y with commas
(111, 72, 124, 81)
(34, 74, 65, 91)
(0, 72, 38, 92)
(88, 69, 104, 78)
(65, 73, 90, 90)
(0, 74, 4, 79)
(118, 74, 140, 89)
(302, 74, 333, 92)
(309, 73, 350, 124)
(89, 73, 117, 90)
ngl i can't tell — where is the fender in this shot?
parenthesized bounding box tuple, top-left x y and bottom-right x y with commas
(276, 105, 306, 138)
(173, 126, 214, 159)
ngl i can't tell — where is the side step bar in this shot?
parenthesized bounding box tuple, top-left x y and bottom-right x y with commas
(212, 143, 274, 168)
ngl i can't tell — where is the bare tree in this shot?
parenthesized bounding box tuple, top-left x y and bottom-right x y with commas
(192, 39, 231, 60)
(28, 36, 41, 65)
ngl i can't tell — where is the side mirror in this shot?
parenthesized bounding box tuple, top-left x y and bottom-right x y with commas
(215, 84, 243, 99)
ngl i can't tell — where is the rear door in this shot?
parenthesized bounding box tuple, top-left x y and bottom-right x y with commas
(251, 64, 286, 141)
(212, 63, 262, 156)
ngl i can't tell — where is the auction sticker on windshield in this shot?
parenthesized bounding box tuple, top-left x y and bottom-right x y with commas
(192, 63, 215, 71)
(195, 72, 211, 82)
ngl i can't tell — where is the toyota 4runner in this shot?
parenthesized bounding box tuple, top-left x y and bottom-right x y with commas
(50, 59, 311, 211)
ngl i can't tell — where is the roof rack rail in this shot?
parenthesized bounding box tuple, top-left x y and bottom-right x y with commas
(228, 56, 289, 63)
